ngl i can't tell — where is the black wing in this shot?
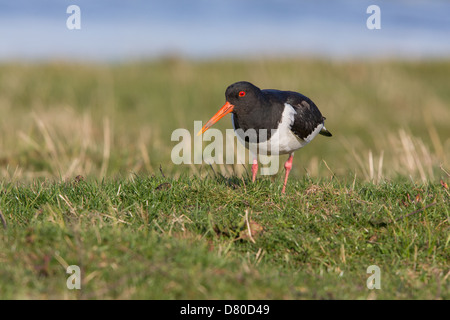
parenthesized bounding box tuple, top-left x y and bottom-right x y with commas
(283, 91, 330, 140)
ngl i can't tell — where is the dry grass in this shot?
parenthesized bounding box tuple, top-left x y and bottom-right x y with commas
(0, 59, 448, 300)
(0, 59, 448, 182)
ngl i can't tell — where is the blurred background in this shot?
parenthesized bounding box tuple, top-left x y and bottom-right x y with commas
(2, 0, 450, 61)
(0, 0, 449, 182)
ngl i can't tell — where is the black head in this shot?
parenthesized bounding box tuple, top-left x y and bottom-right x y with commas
(198, 81, 263, 136)
(225, 81, 262, 111)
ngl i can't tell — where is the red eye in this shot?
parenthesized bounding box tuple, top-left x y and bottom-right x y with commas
(239, 91, 246, 97)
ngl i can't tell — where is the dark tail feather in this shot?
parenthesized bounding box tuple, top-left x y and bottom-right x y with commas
(320, 126, 332, 137)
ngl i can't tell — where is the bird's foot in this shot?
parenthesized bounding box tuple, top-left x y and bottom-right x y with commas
(252, 159, 258, 182)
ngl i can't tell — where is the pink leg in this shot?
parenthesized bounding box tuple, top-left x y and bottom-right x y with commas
(252, 158, 258, 182)
(281, 153, 294, 194)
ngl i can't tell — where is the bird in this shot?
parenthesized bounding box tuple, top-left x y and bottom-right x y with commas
(198, 81, 332, 193)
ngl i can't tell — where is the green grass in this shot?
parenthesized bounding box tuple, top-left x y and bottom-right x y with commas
(0, 58, 449, 299)
(1, 58, 449, 181)
(0, 175, 448, 299)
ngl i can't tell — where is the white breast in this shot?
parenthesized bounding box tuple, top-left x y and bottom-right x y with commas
(233, 103, 323, 156)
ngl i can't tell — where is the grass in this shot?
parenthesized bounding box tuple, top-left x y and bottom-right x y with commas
(0, 58, 449, 299)
(0, 175, 448, 299)
(0, 58, 448, 181)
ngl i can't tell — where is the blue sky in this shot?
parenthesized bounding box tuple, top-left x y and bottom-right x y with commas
(1, 0, 449, 61)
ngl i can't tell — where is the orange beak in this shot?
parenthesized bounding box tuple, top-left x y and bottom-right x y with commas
(197, 101, 234, 136)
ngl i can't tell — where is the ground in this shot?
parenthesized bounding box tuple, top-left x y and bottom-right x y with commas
(0, 59, 448, 299)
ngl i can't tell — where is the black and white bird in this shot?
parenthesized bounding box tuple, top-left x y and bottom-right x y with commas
(198, 81, 332, 193)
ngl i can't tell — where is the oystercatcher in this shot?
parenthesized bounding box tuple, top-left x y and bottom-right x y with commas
(198, 81, 332, 193)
